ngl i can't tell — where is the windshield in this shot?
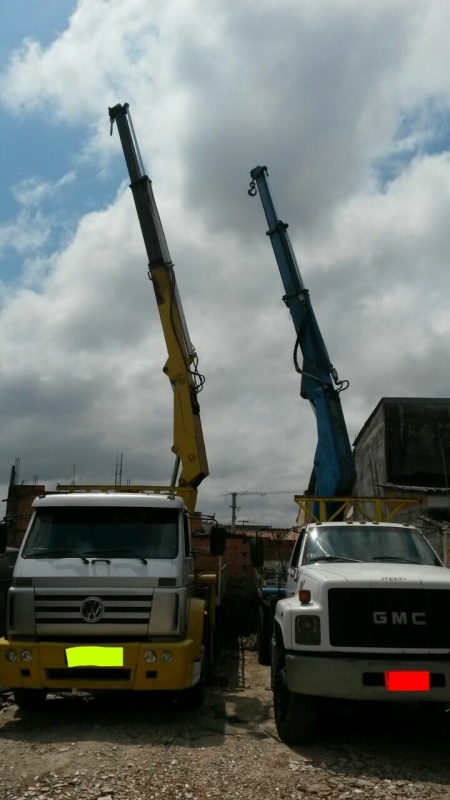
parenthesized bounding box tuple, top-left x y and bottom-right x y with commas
(301, 525, 441, 567)
(22, 506, 179, 560)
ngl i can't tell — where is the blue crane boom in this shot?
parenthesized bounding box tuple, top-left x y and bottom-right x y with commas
(249, 165, 355, 499)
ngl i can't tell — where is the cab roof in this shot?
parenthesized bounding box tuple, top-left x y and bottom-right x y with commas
(31, 492, 187, 510)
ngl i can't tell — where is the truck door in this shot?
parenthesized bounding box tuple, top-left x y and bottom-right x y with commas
(286, 530, 305, 595)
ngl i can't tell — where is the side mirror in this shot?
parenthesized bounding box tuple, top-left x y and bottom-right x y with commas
(210, 526, 226, 557)
(0, 524, 7, 555)
(250, 536, 264, 568)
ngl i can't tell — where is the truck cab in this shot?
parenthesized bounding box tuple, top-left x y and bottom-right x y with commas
(273, 519, 450, 744)
(1, 491, 224, 709)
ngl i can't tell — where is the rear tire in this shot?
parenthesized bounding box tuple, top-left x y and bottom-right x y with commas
(273, 664, 317, 744)
(13, 688, 47, 710)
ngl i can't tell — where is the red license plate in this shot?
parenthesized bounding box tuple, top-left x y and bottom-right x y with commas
(384, 671, 430, 692)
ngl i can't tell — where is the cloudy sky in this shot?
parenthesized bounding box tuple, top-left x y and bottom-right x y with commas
(1, 0, 449, 528)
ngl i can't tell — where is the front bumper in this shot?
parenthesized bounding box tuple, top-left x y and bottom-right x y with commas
(285, 653, 450, 702)
(0, 638, 200, 692)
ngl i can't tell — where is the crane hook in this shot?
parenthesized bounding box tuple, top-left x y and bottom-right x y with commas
(248, 179, 257, 197)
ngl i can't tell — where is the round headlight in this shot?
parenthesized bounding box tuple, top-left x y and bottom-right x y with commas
(5, 649, 17, 662)
(144, 650, 157, 663)
(20, 649, 32, 663)
(161, 650, 173, 663)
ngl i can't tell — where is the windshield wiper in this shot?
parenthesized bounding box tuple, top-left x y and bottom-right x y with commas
(371, 556, 422, 564)
(307, 555, 363, 563)
(83, 548, 148, 565)
(27, 549, 89, 564)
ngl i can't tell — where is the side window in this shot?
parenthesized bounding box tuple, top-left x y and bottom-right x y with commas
(289, 530, 305, 569)
(183, 513, 191, 556)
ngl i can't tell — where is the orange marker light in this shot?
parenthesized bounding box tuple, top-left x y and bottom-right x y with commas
(299, 590, 311, 604)
(384, 671, 430, 692)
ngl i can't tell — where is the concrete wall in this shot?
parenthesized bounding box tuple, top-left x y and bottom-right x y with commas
(354, 398, 450, 494)
(354, 401, 387, 497)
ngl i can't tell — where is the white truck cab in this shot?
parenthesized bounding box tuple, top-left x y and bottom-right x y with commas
(1, 490, 224, 710)
(272, 520, 450, 743)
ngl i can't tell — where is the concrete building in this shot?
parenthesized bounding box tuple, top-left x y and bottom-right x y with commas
(353, 398, 450, 562)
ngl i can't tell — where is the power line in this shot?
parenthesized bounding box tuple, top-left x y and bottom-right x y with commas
(222, 490, 298, 497)
(225, 490, 299, 532)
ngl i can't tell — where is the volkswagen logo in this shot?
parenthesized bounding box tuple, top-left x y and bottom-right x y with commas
(81, 596, 105, 623)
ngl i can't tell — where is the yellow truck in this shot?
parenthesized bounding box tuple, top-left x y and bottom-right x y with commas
(1, 488, 224, 709)
(0, 104, 225, 709)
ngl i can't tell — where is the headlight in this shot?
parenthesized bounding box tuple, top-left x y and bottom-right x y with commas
(295, 615, 321, 645)
(148, 591, 180, 635)
(20, 649, 32, 662)
(161, 650, 173, 663)
(5, 649, 17, 662)
(144, 650, 157, 663)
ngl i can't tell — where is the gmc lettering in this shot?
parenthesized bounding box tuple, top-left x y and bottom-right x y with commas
(373, 611, 426, 625)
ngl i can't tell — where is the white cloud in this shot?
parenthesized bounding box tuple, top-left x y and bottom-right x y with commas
(0, 172, 76, 274)
(0, 211, 51, 259)
(11, 173, 75, 208)
(0, 0, 450, 525)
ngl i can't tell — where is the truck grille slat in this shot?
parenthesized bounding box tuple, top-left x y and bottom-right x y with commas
(34, 590, 154, 635)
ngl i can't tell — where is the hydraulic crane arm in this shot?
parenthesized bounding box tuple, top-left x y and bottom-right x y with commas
(109, 103, 208, 509)
(249, 165, 355, 498)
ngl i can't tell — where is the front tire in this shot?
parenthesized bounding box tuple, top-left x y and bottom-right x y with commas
(183, 666, 206, 707)
(182, 618, 210, 708)
(13, 688, 47, 710)
(273, 664, 318, 744)
(257, 605, 272, 666)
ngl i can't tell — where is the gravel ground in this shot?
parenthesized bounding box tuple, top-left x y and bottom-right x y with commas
(1, 638, 450, 800)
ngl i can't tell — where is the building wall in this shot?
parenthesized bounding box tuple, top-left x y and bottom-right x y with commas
(384, 400, 450, 486)
(194, 534, 293, 595)
(194, 533, 294, 636)
(5, 484, 45, 548)
(354, 398, 450, 495)
(353, 401, 387, 497)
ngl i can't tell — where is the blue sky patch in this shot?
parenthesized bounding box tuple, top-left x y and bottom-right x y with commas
(374, 100, 450, 189)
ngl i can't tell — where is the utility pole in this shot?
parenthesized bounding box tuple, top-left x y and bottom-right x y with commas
(230, 492, 238, 534)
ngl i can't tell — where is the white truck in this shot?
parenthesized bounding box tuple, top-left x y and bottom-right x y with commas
(272, 513, 450, 743)
(0, 489, 225, 709)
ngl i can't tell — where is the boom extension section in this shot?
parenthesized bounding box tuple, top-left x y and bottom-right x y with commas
(109, 103, 208, 508)
(249, 166, 355, 498)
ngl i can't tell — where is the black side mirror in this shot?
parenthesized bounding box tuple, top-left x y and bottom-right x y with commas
(250, 536, 264, 568)
(0, 525, 7, 555)
(210, 526, 226, 556)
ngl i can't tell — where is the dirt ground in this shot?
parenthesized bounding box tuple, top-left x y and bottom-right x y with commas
(1, 639, 450, 800)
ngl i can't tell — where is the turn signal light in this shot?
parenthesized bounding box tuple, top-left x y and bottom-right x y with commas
(5, 650, 17, 662)
(144, 650, 157, 663)
(299, 590, 311, 604)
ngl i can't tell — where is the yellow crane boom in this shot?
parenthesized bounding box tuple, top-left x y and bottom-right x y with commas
(108, 103, 208, 512)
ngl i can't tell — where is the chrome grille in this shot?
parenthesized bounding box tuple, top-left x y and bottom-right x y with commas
(34, 589, 153, 637)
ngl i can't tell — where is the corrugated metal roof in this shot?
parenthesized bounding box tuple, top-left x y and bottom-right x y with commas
(381, 483, 450, 495)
